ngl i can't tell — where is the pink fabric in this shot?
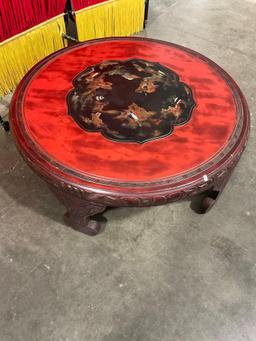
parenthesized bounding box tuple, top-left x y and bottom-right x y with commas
(71, 0, 108, 12)
(0, 0, 66, 42)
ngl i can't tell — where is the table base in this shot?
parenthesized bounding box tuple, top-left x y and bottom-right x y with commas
(48, 167, 233, 236)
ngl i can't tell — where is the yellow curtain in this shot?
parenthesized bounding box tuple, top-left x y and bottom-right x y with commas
(75, 0, 145, 41)
(0, 15, 66, 97)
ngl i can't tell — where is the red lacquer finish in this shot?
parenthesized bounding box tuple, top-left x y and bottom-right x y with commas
(10, 38, 250, 234)
(17, 39, 240, 181)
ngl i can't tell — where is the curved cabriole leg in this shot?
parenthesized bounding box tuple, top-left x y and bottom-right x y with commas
(199, 189, 220, 213)
(63, 202, 106, 236)
(49, 186, 107, 236)
(193, 170, 233, 214)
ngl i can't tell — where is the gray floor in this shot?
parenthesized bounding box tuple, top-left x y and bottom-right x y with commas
(0, 0, 256, 340)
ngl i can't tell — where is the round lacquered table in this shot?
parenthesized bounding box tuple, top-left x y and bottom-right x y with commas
(10, 37, 250, 236)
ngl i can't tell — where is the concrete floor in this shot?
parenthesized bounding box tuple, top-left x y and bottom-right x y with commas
(0, 0, 256, 340)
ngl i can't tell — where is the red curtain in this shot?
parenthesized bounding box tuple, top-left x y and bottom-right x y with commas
(0, 0, 66, 42)
(71, 0, 108, 12)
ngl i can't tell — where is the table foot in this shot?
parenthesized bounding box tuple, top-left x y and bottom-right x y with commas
(64, 201, 107, 236)
(49, 186, 106, 236)
(198, 190, 219, 214)
(192, 171, 232, 214)
(64, 211, 103, 236)
(64, 202, 107, 236)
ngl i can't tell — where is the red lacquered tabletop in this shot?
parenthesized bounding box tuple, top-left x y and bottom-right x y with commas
(11, 38, 249, 196)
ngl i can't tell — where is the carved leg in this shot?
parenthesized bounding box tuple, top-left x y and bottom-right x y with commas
(192, 170, 233, 214)
(49, 186, 107, 236)
(63, 203, 106, 236)
(199, 189, 220, 213)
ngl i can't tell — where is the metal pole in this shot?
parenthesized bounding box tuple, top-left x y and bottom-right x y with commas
(144, 0, 150, 28)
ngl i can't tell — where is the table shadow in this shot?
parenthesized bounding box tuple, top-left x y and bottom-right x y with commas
(0, 134, 148, 229)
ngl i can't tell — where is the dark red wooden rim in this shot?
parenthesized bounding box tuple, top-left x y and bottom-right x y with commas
(10, 37, 250, 196)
